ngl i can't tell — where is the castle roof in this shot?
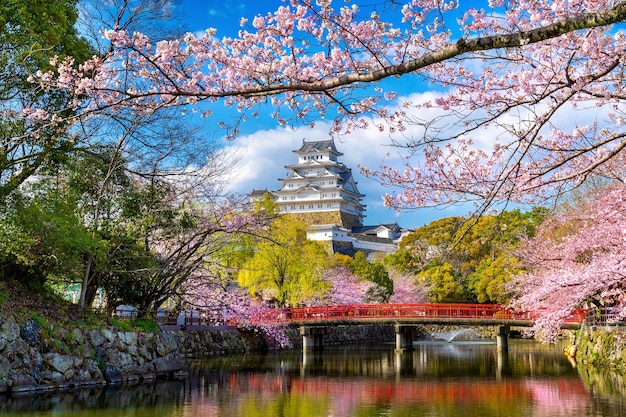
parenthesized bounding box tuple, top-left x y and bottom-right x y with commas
(296, 139, 343, 156)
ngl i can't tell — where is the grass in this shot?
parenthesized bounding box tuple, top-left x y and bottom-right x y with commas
(0, 277, 157, 332)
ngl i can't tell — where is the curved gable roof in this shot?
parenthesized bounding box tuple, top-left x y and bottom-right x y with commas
(296, 139, 343, 156)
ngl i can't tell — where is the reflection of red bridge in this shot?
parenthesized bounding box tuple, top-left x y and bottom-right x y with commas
(271, 304, 586, 328)
(227, 373, 589, 409)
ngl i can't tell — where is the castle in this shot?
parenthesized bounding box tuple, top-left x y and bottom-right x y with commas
(251, 139, 411, 257)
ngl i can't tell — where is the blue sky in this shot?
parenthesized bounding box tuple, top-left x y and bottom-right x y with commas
(174, 1, 479, 228)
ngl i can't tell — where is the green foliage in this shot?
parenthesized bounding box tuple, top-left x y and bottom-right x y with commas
(109, 318, 159, 332)
(349, 252, 393, 302)
(0, 287, 7, 306)
(110, 318, 133, 332)
(466, 256, 522, 304)
(382, 248, 415, 274)
(29, 311, 48, 328)
(132, 319, 159, 332)
(384, 209, 546, 303)
(0, 186, 104, 291)
(417, 262, 464, 302)
(0, 0, 94, 198)
(238, 216, 330, 306)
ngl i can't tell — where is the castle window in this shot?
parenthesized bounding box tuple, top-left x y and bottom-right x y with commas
(300, 205, 304, 209)
(308, 204, 313, 209)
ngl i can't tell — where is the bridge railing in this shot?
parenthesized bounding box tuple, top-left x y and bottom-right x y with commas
(274, 303, 587, 324)
(585, 308, 625, 326)
(278, 303, 527, 322)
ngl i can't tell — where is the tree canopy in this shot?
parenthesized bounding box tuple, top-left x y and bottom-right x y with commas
(512, 182, 626, 340)
(0, 0, 93, 198)
(385, 209, 546, 303)
(27, 0, 626, 215)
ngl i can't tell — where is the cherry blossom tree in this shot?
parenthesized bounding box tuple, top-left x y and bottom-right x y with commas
(512, 182, 626, 341)
(183, 277, 292, 348)
(26, 0, 626, 215)
(306, 266, 374, 305)
(388, 270, 428, 304)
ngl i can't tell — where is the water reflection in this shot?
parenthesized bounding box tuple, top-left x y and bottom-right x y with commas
(1, 340, 626, 417)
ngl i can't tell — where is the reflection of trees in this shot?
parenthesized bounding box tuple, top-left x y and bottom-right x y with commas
(578, 364, 626, 413)
(0, 381, 183, 414)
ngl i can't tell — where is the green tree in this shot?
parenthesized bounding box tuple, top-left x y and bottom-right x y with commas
(238, 216, 329, 307)
(0, 0, 93, 198)
(466, 256, 522, 304)
(0, 190, 103, 291)
(384, 209, 546, 303)
(417, 262, 462, 303)
(348, 251, 393, 303)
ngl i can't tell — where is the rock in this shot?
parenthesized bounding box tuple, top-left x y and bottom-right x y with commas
(44, 353, 74, 374)
(89, 329, 106, 347)
(20, 319, 40, 347)
(103, 366, 122, 383)
(9, 370, 38, 393)
(1, 319, 19, 344)
(153, 351, 184, 376)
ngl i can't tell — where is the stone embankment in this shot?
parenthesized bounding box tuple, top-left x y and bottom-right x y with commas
(0, 315, 185, 394)
(576, 326, 626, 368)
(6, 311, 613, 395)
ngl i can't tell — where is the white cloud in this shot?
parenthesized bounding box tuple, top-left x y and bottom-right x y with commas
(218, 92, 468, 228)
(217, 87, 606, 228)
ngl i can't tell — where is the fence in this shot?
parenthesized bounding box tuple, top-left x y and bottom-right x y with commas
(585, 308, 625, 326)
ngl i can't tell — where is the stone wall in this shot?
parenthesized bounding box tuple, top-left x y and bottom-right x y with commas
(0, 314, 184, 394)
(172, 327, 267, 356)
(286, 324, 395, 348)
(286, 211, 362, 229)
(576, 326, 626, 368)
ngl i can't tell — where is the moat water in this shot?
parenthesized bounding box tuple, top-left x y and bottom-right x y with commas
(2, 340, 626, 416)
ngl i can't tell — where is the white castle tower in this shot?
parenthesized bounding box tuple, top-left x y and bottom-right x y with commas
(272, 139, 365, 229)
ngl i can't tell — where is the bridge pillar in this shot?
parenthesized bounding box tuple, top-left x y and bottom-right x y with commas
(395, 324, 414, 352)
(300, 326, 326, 351)
(496, 325, 510, 352)
(394, 350, 415, 375)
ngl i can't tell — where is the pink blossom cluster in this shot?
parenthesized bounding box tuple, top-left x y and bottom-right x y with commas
(376, 0, 626, 210)
(388, 270, 428, 304)
(184, 278, 292, 348)
(27, 0, 626, 211)
(306, 267, 374, 305)
(512, 182, 626, 341)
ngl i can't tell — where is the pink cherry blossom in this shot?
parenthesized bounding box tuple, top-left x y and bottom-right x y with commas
(512, 182, 626, 341)
(25, 0, 626, 212)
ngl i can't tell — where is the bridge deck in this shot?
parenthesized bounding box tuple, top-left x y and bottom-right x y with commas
(275, 303, 585, 329)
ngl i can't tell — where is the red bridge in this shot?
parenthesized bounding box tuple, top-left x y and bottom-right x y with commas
(265, 303, 586, 352)
(273, 303, 586, 328)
